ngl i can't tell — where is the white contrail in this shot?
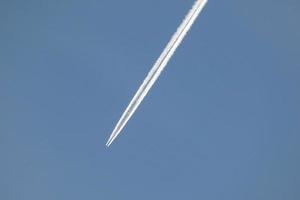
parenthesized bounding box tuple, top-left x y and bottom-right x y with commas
(106, 0, 207, 146)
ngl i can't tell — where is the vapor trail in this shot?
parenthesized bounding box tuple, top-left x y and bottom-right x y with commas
(106, 0, 207, 146)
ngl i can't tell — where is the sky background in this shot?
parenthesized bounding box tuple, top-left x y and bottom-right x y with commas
(1, 0, 299, 199)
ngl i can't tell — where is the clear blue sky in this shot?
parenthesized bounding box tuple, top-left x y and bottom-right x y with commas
(1, 0, 299, 199)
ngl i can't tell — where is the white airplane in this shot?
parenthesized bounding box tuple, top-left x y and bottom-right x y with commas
(106, 0, 208, 146)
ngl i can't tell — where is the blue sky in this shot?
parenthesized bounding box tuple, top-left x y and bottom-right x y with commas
(1, 0, 299, 199)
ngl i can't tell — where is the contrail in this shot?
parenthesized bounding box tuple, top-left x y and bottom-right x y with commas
(106, 0, 207, 146)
